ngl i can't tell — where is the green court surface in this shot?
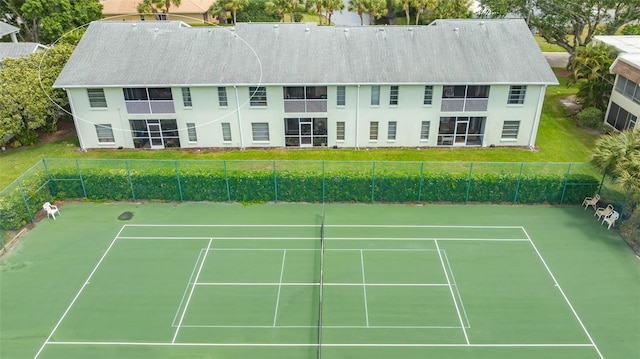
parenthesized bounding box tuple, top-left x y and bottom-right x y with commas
(1, 203, 638, 359)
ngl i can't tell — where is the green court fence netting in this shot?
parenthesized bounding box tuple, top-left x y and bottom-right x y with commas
(0, 158, 623, 232)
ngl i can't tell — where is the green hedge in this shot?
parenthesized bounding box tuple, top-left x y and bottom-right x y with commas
(0, 167, 600, 231)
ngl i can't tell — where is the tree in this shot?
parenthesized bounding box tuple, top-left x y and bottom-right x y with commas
(477, 0, 640, 54)
(136, 0, 182, 20)
(306, 0, 327, 24)
(348, 0, 367, 26)
(266, 0, 288, 21)
(622, 24, 640, 35)
(0, 44, 74, 147)
(214, 0, 249, 24)
(19, 0, 101, 44)
(566, 42, 616, 111)
(412, 0, 436, 25)
(324, 0, 344, 25)
(591, 129, 640, 230)
(395, 0, 411, 25)
(432, 0, 471, 20)
(365, 0, 387, 25)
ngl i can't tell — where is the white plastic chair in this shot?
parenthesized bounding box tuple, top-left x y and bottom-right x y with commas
(43, 202, 59, 220)
(582, 194, 600, 210)
(594, 204, 614, 220)
(602, 210, 619, 230)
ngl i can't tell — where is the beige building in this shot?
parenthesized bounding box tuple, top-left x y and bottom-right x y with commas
(100, 0, 216, 23)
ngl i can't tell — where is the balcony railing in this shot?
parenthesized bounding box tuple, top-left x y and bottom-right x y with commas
(284, 99, 327, 113)
(441, 98, 488, 112)
(125, 100, 175, 114)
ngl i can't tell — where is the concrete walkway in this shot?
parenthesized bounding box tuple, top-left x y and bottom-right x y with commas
(543, 52, 570, 68)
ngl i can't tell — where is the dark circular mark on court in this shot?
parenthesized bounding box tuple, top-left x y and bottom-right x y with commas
(118, 211, 134, 220)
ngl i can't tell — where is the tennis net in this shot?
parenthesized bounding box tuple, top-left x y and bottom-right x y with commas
(317, 207, 326, 359)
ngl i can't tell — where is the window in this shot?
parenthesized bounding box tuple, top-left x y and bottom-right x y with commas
(283, 86, 328, 112)
(222, 122, 232, 142)
(95, 124, 114, 143)
(337, 86, 346, 106)
(387, 121, 397, 140)
(615, 75, 640, 104)
(423, 86, 433, 105)
(249, 86, 267, 107)
(182, 88, 192, 107)
(123, 88, 148, 100)
(218, 87, 228, 107)
(187, 123, 197, 142)
(252, 122, 269, 141)
(87, 89, 107, 108)
(508, 86, 526, 105)
(123, 87, 174, 114)
(336, 121, 345, 141)
(438, 117, 485, 146)
(607, 102, 637, 131)
(441, 85, 490, 112)
(371, 85, 380, 106)
(420, 121, 430, 140)
(501, 121, 520, 139)
(369, 121, 378, 140)
(389, 86, 399, 106)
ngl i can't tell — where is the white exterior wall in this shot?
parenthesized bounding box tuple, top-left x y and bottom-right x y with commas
(68, 83, 546, 149)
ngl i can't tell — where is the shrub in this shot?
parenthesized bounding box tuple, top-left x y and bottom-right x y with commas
(576, 107, 603, 129)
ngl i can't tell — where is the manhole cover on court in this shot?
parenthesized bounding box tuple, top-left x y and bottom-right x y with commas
(118, 211, 134, 220)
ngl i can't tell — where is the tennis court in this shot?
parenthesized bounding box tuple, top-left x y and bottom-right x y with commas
(1, 202, 638, 359)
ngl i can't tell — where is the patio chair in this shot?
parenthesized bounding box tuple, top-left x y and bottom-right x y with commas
(43, 202, 60, 220)
(582, 194, 600, 210)
(594, 204, 614, 220)
(602, 210, 619, 230)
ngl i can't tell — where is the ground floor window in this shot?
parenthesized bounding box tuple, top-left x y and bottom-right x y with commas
(607, 102, 637, 131)
(438, 116, 485, 146)
(284, 118, 327, 147)
(252, 122, 270, 142)
(501, 121, 520, 140)
(95, 124, 114, 143)
(130, 119, 180, 149)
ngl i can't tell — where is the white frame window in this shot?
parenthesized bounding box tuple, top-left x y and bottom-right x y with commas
(508, 85, 526, 105)
(423, 86, 433, 106)
(182, 87, 192, 107)
(337, 86, 346, 106)
(218, 87, 228, 107)
(336, 121, 345, 141)
(369, 121, 378, 141)
(371, 86, 380, 106)
(251, 122, 270, 141)
(187, 122, 197, 142)
(501, 120, 520, 139)
(222, 122, 232, 142)
(389, 85, 399, 106)
(420, 121, 430, 140)
(95, 124, 115, 143)
(249, 86, 267, 107)
(87, 88, 107, 108)
(387, 121, 397, 140)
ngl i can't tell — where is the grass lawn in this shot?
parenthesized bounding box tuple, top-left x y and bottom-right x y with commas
(0, 73, 597, 190)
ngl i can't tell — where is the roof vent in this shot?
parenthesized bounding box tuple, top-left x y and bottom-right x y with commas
(453, 27, 459, 32)
(480, 21, 485, 26)
(274, 24, 279, 28)
(132, 23, 137, 28)
(408, 27, 413, 32)
(344, 28, 349, 32)
(379, 28, 385, 32)
(230, 27, 235, 32)
(305, 27, 310, 32)
(154, 27, 159, 32)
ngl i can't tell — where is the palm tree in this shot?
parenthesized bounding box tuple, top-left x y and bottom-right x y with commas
(137, 0, 182, 20)
(365, 0, 387, 25)
(324, 0, 344, 25)
(288, 0, 300, 22)
(412, 0, 435, 25)
(306, 0, 325, 25)
(591, 129, 640, 219)
(266, 0, 288, 21)
(567, 42, 617, 111)
(349, 0, 367, 26)
(395, 0, 410, 25)
(213, 0, 249, 24)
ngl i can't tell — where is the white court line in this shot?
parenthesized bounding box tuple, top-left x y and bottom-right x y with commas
(434, 240, 470, 345)
(523, 228, 605, 359)
(33, 226, 127, 359)
(273, 249, 286, 327)
(118, 236, 529, 242)
(171, 249, 206, 327)
(123, 224, 524, 228)
(360, 250, 370, 327)
(178, 325, 466, 329)
(172, 238, 214, 344)
(46, 341, 595, 348)
(441, 250, 470, 328)
(195, 282, 449, 287)
(204, 248, 438, 251)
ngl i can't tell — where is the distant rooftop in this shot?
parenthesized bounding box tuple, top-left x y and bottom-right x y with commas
(0, 43, 46, 62)
(100, 0, 216, 15)
(0, 21, 19, 38)
(594, 35, 640, 54)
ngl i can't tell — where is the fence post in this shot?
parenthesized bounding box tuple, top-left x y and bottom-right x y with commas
(75, 159, 87, 198)
(418, 162, 424, 204)
(465, 163, 473, 204)
(17, 181, 34, 224)
(41, 158, 56, 196)
(126, 160, 136, 202)
(224, 160, 231, 202)
(598, 171, 606, 195)
(322, 161, 326, 204)
(273, 160, 278, 202)
(175, 161, 184, 202)
(371, 161, 376, 203)
(559, 163, 572, 204)
(514, 162, 524, 204)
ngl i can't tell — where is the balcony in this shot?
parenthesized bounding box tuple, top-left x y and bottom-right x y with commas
(284, 99, 327, 113)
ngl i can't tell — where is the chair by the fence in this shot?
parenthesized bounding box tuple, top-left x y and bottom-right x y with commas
(602, 210, 619, 230)
(595, 204, 614, 221)
(43, 202, 59, 220)
(582, 194, 600, 210)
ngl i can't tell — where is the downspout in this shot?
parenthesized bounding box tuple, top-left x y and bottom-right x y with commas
(356, 84, 360, 150)
(66, 89, 86, 150)
(528, 85, 546, 149)
(234, 86, 245, 150)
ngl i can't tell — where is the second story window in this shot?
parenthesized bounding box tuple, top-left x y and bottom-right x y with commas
(249, 86, 267, 107)
(441, 85, 489, 112)
(508, 85, 526, 105)
(218, 87, 228, 107)
(615, 75, 640, 104)
(182, 87, 192, 107)
(389, 86, 399, 106)
(337, 86, 346, 106)
(87, 88, 107, 108)
(371, 85, 380, 106)
(123, 87, 174, 114)
(423, 86, 433, 105)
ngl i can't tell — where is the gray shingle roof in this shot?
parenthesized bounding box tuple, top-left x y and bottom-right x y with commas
(0, 43, 46, 61)
(0, 21, 19, 38)
(54, 19, 558, 88)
